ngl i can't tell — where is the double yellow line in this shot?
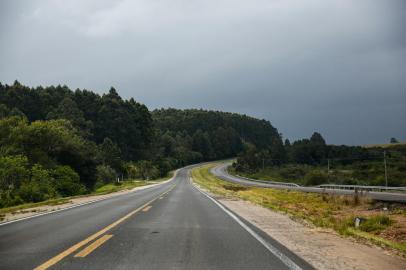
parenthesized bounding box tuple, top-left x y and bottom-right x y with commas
(74, 234, 113, 258)
(34, 184, 175, 270)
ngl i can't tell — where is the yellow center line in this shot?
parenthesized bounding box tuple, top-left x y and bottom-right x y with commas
(74, 234, 113, 258)
(34, 184, 176, 270)
(142, 206, 152, 212)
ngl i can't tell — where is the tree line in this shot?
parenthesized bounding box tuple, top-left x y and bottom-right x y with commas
(234, 132, 406, 186)
(0, 81, 284, 207)
(235, 131, 405, 171)
(2, 81, 403, 206)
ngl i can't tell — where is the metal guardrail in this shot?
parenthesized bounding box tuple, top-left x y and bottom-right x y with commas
(229, 168, 406, 193)
(216, 164, 406, 202)
(234, 174, 300, 187)
(316, 184, 406, 193)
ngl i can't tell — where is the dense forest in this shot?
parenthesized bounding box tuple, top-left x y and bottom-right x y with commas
(1, 81, 404, 208)
(0, 81, 283, 207)
(152, 108, 284, 162)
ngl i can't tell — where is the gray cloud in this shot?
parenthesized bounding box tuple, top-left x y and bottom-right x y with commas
(1, 0, 405, 145)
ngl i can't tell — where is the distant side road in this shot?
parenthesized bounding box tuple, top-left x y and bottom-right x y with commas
(211, 163, 406, 203)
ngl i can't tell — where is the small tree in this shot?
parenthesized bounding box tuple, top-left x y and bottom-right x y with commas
(100, 137, 122, 171)
(0, 155, 29, 207)
(304, 171, 328, 186)
(96, 165, 117, 185)
(390, 137, 399, 144)
(53, 166, 85, 196)
(136, 160, 160, 180)
(0, 104, 9, 119)
(19, 164, 56, 202)
(0, 155, 29, 191)
(124, 162, 139, 179)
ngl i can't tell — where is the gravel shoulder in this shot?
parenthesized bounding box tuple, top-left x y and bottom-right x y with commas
(219, 197, 406, 270)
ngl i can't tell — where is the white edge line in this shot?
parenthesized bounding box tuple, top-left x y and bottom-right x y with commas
(190, 177, 303, 270)
(0, 170, 179, 227)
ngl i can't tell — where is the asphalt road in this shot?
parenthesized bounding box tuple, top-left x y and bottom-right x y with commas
(211, 163, 406, 203)
(0, 164, 313, 270)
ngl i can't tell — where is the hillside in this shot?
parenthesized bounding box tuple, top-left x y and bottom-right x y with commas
(0, 81, 284, 207)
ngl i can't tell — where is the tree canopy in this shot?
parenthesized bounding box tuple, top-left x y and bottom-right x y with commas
(0, 81, 286, 206)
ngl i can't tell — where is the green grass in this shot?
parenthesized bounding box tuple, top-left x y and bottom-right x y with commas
(192, 163, 406, 255)
(0, 171, 175, 219)
(93, 181, 148, 194)
(0, 198, 70, 216)
(358, 215, 393, 233)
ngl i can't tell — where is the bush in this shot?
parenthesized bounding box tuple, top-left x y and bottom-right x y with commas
(0, 155, 29, 190)
(19, 165, 56, 202)
(124, 162, 139, 179)
(135, 160, 160, 180)
(0, 191, 24, 208)
(304, 171, 328, 186)
(279, 166, 307, 181)
(52, 166, 86, 197)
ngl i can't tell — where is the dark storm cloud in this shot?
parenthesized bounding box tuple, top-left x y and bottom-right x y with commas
(1, 0, 405, 145)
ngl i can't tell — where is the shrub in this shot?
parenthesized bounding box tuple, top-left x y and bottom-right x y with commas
(0, 191, 24, 208)
(96, 165, 117, 186)
(19, 164, 56, 202)
(0, 155, 29, 190)
(279, 166, 306, 181)
(135, 160, 160, 180)
(304, 171, 328, 186)
(52, 166, 86, 197)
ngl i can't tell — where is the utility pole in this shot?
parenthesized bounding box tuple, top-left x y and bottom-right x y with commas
(327, 159, 330, 183)
(327, 159, 330, 174)
(384, 151, 388, 187)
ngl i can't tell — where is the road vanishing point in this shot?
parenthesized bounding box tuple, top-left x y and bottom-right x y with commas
(0, 164, 314, 270)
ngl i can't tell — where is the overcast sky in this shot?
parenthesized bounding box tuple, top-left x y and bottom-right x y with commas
(1, 0, 405, 145)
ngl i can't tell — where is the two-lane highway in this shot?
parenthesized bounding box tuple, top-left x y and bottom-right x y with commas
(0, 165, 313, 270)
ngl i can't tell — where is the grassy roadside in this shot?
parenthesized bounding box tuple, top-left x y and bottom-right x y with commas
(0, 171, 174, 220)
(192, 163, 406, 256)
(92, 170, 175, 195)
(0, 198, 71, 217)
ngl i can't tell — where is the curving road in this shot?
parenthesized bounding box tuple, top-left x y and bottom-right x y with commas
(211, 163, 406, 203)
(0, 164, 313, 270)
